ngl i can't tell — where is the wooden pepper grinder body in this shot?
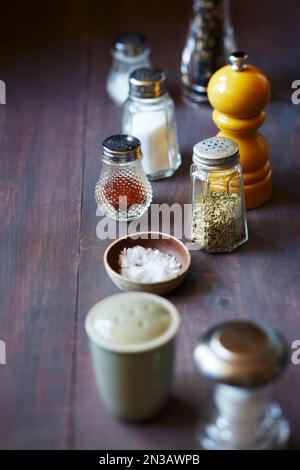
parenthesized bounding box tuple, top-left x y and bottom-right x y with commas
(207, 52, 272, 209)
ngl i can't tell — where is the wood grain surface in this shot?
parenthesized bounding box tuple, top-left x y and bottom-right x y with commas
(0, 0, 299, 450)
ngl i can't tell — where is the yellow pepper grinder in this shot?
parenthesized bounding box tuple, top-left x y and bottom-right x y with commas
(207, 51, 272, 209)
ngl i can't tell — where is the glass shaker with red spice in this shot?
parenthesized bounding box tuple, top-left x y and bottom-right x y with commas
(95, 135, 152, 221)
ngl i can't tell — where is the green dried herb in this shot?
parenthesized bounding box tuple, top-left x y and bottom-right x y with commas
(192, 191, 243, 252)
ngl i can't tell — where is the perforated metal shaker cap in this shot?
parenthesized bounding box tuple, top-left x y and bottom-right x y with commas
(193, 137, 240, 170)
(194, 320, 288, 388)
(129, 68, 167, 99)
(102, 135, 142, 163)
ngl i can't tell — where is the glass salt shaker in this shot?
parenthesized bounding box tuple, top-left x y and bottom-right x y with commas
(106, 33, 151, 106)
(123, 68, 181, 180)
(194, 320, 290, 450)
(190, 136, 248, 252)
(95, 135, 152, 221)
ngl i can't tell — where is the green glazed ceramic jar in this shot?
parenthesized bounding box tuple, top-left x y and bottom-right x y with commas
(85, 292, 180, 421)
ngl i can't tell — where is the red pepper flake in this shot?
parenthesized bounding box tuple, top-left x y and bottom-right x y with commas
(102, 176, 147, 210)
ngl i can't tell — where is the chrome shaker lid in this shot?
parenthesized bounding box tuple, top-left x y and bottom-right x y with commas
(229, 51, 249, 71)
(102, 135, 142, 163)
(194, 320, 288, 387)
(193, 136, 240, 170)
(129, 68, 167, 99)
(112, 33, 149, 58)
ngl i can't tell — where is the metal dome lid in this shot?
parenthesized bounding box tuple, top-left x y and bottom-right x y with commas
(112, 33, 149, 58)
(194, 320, 288, 388)
(129, 67, 167, 99)
(102, 135, 142, 163)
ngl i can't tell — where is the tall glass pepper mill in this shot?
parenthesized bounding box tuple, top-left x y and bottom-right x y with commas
(194, 320, 290, 450)
(106, 33, 151, 106)
(181, 0, 235, 104)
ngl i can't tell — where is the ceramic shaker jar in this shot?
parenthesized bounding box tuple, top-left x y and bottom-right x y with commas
(85, 292, 180, 421)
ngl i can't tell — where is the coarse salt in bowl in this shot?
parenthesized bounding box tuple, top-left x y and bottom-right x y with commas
(103, 232, 191, 295)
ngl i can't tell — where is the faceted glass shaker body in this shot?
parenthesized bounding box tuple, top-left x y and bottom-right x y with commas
(123, 94, 181, 180)
(196, 384, 290, 450)
(190, 163, 248, 252)
(106, 53, 151, 106)
(95, 159, 152, 222)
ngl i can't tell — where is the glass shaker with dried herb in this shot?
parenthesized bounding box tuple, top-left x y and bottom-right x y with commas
(190, 137, 248, 252)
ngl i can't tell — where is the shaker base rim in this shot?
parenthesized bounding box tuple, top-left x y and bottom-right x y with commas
(147, 161, 182, 181)
(196, 404, 290, 450)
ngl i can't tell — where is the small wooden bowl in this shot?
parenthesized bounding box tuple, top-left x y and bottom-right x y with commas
(104, 232, 191, 295)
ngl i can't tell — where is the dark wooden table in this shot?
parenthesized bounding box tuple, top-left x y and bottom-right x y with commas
(0, 0, 299, 450)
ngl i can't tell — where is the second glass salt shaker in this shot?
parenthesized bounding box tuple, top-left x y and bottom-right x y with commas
(95, 135, 152, 221)
(190, 136, 248, 252)
(106, 33, 151, 106)
(123, 68, 181, 180)
(194, 320, 290, 450)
